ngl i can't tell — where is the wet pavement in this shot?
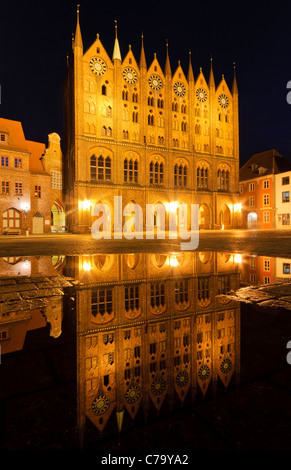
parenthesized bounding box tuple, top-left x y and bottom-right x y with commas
(1, 229, 291, 257)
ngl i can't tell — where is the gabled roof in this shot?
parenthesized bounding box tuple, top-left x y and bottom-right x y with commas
(0, 118, 29, 152)
(239, 149, 291, 181)
(27, 140, 47, 174)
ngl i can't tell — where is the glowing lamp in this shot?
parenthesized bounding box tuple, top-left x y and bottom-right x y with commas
(234, 254, 242, 263)
(82, 199, 91, 210)
(234, 203, 242, 212)
(82, 261, 91, 271)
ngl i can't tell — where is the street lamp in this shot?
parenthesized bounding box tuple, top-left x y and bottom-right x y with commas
(21, 202, 30, 235)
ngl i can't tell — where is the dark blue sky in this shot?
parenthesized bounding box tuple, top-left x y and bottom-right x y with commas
(1, 0, 291, 165)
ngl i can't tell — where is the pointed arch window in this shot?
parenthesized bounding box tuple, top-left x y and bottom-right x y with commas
(148, 96, 154, 106)
(197, 166, 209, 189)
(157, 98, 164, 108)
(132, 93, 138, 103)
(124, 158, 138, 183)
(174, 163, 187, 187)
(181, 121, 187, 132)
(122, 89, 129, 100)
(132, 111, 138, 123)
(90, 155, 97, 179)
(148, 114, 154, 125)
(217, 169, 230, 191)
(172, 102, 179, 112)
(101, 85, 107, 96)
(150, 160, 164, 185)
(92, 155, 111, 181)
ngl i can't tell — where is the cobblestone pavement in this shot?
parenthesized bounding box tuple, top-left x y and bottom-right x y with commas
(0, 229, 291, 257)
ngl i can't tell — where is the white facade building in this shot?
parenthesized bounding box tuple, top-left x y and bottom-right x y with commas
(275, 170, 291, 228)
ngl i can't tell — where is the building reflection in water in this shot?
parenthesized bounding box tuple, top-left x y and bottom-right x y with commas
(63, 251, 242, 444)
(0, 251, 245, 446)
(0, 254, 66, 354)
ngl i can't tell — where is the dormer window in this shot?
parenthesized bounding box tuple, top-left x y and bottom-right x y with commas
(0, 133, 8, 144)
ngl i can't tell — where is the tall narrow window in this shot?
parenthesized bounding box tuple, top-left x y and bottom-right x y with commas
(124, 158, 138, 183)
(90, 155, 97, 180)
(2, 182, 9, 195)
(125, 285, 139, 312)
(198, 277, 210, 301)
(150, 283, 165, 308)
(91, 288, 113, 316)
(97, 156, 111, 181)
(174, 163, 187, 187)
(150, 161, 164, 185)
(35, 186, 41, 198)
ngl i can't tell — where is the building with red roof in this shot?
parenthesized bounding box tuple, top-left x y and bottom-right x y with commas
(0, 118, 63, 234)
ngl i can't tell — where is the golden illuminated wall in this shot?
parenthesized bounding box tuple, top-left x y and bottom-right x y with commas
(63, 11, 240, 233)
(73, 251, 241, 441)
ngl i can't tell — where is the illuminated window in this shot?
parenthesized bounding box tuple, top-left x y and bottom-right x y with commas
(283, 263, 290, 274)
(34, 185, 41, 198)
(282, 191, 290, 203)
(282, 214, 290, 225)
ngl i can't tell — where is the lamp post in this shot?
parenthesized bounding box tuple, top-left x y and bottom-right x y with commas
(21, 203, 30, 236)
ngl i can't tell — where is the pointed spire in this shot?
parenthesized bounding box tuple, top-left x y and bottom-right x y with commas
(112, 20, 121, 61)
(74, 4, 83, 49)
(164, 39, 171, 76)
(209, 56, 215, 88)
(232, 62, 238, 94)
(139, 32, 147, 69)
(187, 50, 194, 82)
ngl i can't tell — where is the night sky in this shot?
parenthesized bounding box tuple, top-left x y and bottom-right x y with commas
(1, 0, 291, 166)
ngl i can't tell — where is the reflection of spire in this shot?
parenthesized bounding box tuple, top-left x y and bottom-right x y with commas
(232, 62, 238, 94)
(74, 4, 83, 49)
(112, 20, 121, 61)
(164, 39, 171, 76)
(139, 32, 147, 69)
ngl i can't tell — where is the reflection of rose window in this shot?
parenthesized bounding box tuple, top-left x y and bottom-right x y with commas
(198, 364, 210, 380)
(151, 377, 166, 395)
(176, 370, 189, 387)
(125, 385, 141, 404)
(91, 395, 110, 415)
(220, 358, 232, 374)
